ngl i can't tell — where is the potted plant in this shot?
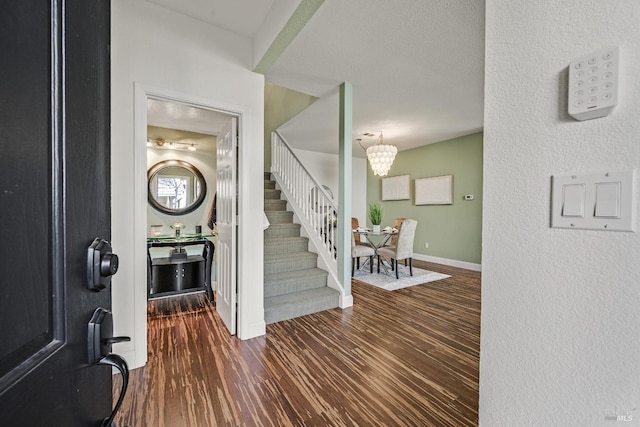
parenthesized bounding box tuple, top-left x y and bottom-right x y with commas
(368, 201, 383, 233)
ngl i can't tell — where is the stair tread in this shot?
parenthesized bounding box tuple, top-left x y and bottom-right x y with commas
(264, 236, 308, 244)
(264, 286, 339, 309)
(264, 267, 327, 284)
(265, 211, 292, 217)
(265, 223, 299, 228)
(264, 251, 317, 262)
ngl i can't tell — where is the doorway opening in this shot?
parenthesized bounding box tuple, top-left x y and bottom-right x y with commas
(146, 98, 220, 304)
(132, 84, 240, 368)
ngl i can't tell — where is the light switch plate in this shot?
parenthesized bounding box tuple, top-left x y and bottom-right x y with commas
(568, 46, 619, 121)
(551, 170, 635, 231)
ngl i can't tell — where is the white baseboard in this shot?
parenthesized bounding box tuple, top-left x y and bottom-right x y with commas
(340, 294, 354, 309)
(413, 253, 482, 272)
(238, 320, 266, 340)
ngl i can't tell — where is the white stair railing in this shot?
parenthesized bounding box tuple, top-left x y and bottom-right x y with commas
(270, 131, 343, 299)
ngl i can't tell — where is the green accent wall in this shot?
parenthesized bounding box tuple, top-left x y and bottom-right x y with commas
(366, 132, 483, 264)
(264, 83, 317, 171)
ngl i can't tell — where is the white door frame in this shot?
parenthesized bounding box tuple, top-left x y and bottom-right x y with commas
(131, 83, 245, 367)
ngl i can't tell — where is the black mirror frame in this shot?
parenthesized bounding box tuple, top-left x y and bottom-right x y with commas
(147, 159, 207, 215)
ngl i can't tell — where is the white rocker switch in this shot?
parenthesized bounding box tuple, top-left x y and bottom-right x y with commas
(594, 182, 621, 218)
(562, 184, 585, 217)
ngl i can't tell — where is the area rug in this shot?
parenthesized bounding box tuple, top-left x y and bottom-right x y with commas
(353, 265, 450, 291)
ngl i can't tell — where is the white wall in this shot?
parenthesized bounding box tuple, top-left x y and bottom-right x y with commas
(481, 1, 640, 425)
(111, 0, 265, 369)
(292, 148, 367, 223)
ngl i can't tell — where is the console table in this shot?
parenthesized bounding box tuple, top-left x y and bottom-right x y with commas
(147, 234, 215, 300)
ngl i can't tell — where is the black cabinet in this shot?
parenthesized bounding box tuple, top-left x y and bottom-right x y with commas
(147, 236, 215, 299)
(151, 255, 205, 294)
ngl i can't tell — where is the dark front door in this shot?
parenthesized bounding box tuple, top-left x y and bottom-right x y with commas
(0, 1, 115, 425)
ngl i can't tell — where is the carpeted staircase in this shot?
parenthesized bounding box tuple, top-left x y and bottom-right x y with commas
(264, 172, 340, 324)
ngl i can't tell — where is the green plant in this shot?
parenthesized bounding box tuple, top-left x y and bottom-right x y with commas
(368, 201, 383, 225)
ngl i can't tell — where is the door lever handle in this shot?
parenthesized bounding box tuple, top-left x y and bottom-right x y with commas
(88, 308, 131, 427)
(88, 308, 130, 364)
(103, 336, 131, 345)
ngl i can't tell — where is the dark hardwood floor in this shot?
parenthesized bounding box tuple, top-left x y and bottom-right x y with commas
(114, 261, 480, 426)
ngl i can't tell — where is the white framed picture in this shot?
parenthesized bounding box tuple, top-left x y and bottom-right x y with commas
(381, 174, 410, 201)
(415, 175, 453, 205)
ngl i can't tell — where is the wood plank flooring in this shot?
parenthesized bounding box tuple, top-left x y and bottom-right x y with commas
(114, 261, 480, 426)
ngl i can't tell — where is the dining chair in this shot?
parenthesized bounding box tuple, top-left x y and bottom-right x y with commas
(388, 217, 407, 246)
(351, 217, 366, 245)
(351, 229, 375, 276)
(376, 218, 417, 279)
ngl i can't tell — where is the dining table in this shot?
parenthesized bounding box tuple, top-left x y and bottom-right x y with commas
(353, 227, 398, 273)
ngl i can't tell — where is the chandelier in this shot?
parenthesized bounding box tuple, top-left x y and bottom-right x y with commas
(365, 132, 397, 177)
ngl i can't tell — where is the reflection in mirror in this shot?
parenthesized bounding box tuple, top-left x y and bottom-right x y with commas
(148, 160, 207, 215)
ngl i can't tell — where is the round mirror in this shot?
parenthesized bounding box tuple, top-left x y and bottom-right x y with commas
(148, 160, 207, 215)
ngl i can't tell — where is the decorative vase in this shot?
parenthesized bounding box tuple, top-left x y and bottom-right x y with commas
(373, 224, 381, 233)
(170, 222, 185, 237)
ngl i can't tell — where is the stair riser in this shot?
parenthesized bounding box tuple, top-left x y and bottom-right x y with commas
(264, 225, 300, 238)
(265, 294, 339, 324)
(264, 200, 287, 211)
(264, 189, 281, 200)
(264, 180, 276, 189)
(265, 211, 293, 224)
(264, 257, 317, 274)
(264, 240, 308, 256)
(265, 275, 327, 297)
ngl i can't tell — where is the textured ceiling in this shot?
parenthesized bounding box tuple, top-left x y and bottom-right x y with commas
(145, 0, 276, 38)
(269, 0, 485, 157)
(146, 99, 228, 154)
(146, 98, 230, 136)
(144, 0, 486, 158)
